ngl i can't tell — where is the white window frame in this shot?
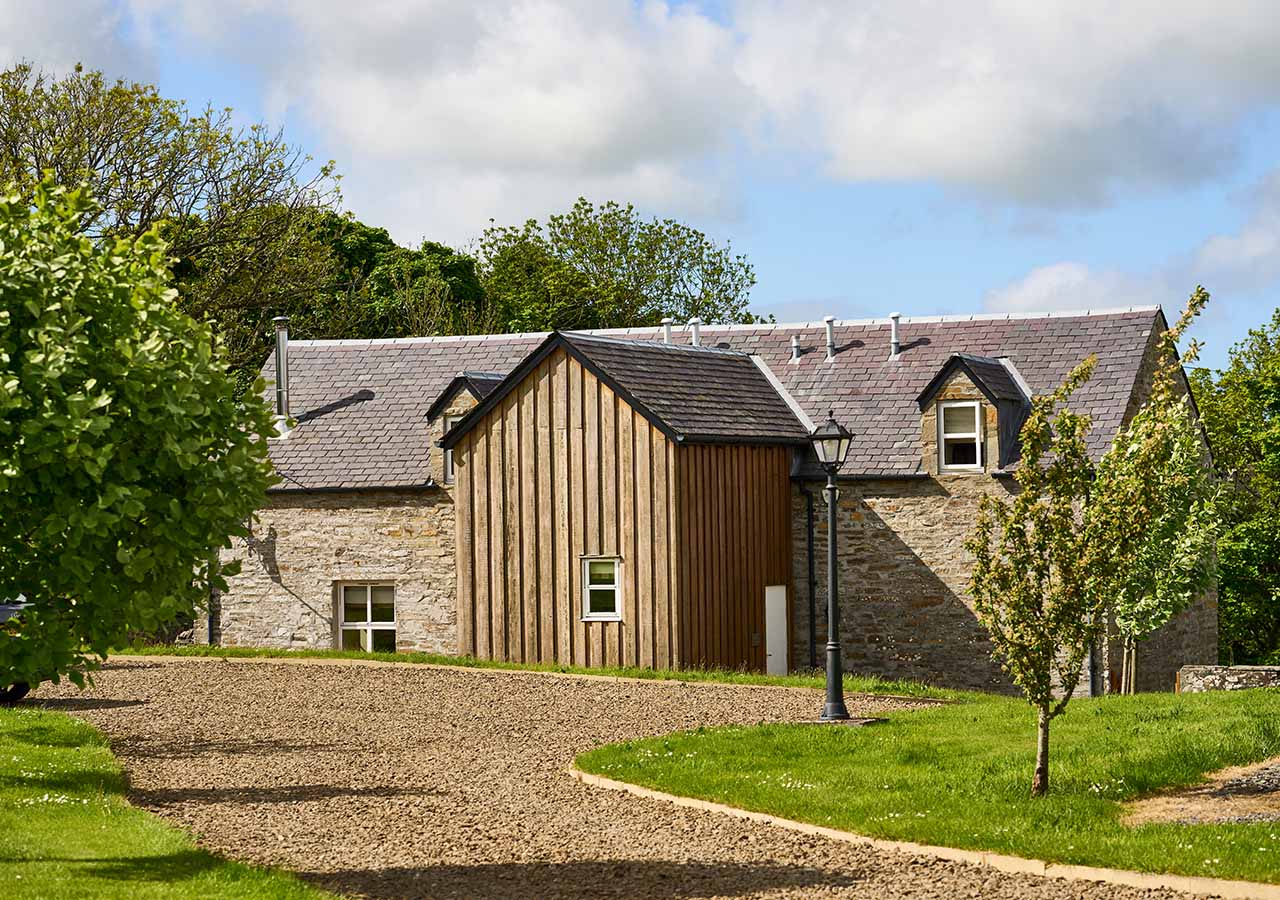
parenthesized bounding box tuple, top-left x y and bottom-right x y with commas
(581, 557, 622, 622)
(442, 415, 462, 484)
(938, 400, 984, 473)
(337, 582, 397, 652)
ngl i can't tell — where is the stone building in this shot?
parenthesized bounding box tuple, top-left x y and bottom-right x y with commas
(201, 306, 1218, 692)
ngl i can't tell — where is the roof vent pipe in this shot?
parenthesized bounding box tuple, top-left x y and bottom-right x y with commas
(889, 311, 902, 357)
(823, 315, 836, 361)
(272, 316, 290, 436)
(661, 317, 674, 344)
(790, 334, 801, 362)
(689, 316, 702, 347)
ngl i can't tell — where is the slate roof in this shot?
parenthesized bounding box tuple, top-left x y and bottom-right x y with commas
(916, 354, 1029, 409)
(440, 332, 811, 450)
(265, 335, 542, 491)
(263, 306, 1162, 490)
(424, 371, 505, 423)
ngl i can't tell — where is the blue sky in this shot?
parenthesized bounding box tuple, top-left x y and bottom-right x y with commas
(9, 1, 1280, 371)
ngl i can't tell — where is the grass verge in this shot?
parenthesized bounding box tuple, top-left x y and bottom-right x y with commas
(577, 688, 1280, 884)
(0, 706, 334, 899)
(119, 643, 959, 700)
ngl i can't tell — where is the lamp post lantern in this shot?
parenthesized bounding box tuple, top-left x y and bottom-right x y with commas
(810, 410, 853, 721)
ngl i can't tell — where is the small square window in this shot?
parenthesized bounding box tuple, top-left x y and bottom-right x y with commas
(581, 558, 621, 621)
(938, 400, 984, 472)
(337, 583, 396, 652)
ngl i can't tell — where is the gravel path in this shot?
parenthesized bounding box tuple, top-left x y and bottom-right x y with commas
(36, 657, 1203, 900)
(1127, 755, 1280, 826)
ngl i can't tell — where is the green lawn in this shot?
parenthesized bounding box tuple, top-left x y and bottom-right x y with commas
(0, 706, 335, 899)
(121, 643, 958, 700)
(577, 689, 1280, 884)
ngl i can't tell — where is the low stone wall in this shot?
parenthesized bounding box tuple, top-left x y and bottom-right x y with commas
(1178, 665, 1280, 693)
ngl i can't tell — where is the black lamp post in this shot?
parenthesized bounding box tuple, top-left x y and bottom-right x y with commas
(810, 410, 853, 721)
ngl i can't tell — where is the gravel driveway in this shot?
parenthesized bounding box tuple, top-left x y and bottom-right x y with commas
(36, 657, 1200, 900)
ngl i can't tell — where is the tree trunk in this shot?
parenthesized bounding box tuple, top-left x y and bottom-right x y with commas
(1032, 709, 1050, 797)
(1119, 638, 1136, 695)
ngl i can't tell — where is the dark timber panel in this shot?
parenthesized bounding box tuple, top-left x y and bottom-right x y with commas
(674, 443, 794, 671)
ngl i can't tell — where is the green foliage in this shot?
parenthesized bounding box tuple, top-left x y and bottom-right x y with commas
(1190, 305, 1280, 663)
(578, 689, 1280, 884)
(967, 357, 1103, 794)
(0, 63, 341, 390)
(967, 358, 1102, 735)
(1087, 289, 1219, 650)
(0, 181, 275, 689)
(479, 197, 762, 331)
(0, 706, 332, 898)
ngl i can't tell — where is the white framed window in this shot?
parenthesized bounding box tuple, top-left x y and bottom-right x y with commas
(938, 400, 984, 472)
(442, 415, 462, 484)
(581, 557, 622, 621)
(338, 583, 397, 652)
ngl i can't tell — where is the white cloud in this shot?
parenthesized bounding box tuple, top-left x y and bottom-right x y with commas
(129, 0, 748, 243)
(16, 1, 1280, 243)
(985, 168, 1280, 367)
(734, 0, 1280, 206)
(1193, 171, 1280, 293)
(0, 0, 149, 81)
(984, 262, 1160, 313)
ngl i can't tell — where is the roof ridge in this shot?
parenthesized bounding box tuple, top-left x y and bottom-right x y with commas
(286, 305, 1161, 347)
(561, 330, 749, 357)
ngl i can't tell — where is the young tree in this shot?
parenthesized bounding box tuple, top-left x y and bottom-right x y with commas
(1086, 290, 1219, 691)
(966, 357, 1102, 796)
(479, 198, 762, 331)
(0, 181, 275, 698)
(1190, 307, 1280, 663)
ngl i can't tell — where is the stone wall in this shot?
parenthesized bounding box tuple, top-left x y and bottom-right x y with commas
(198, 489, 458, 653)
(790, 475, 1017, 692)
(788, 475, 1218, 692)
(1179, 665, 1280, 693)
(198, 389, 477, 653)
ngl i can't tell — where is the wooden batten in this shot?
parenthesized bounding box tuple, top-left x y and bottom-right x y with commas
(454, 346, 794, 673)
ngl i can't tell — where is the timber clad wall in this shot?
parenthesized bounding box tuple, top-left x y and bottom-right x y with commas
(454, 347, 794, 672)
(455, 348, 682, 668)
(677, 445, 792, 670)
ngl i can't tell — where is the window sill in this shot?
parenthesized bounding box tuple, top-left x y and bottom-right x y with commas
(939, 467, 985, 475)
(581, 615, 623, 623)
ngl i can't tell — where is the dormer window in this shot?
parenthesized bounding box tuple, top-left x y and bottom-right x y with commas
(442, 415, 462, 484)
(939, 400, 984, 472)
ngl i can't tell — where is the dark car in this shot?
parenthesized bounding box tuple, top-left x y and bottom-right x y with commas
(1, 598, 30, 704)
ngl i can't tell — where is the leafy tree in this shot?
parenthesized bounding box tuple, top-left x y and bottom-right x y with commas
(0, 181, 275, 697)
(210, 210, 502, 391)
(966, 357, 1102, 796)
(0, 63, 340, 384)
(479, 197, 762, 331)
(1086, 290, 1219, 692)
(1190, 306, 1280, 663)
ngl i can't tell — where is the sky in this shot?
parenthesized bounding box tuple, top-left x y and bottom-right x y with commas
(7, 1, 1280, 371)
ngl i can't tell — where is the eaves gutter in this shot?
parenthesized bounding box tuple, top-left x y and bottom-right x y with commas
(266, 482, 439, 495)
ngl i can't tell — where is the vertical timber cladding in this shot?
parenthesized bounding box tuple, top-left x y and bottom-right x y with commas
(675, 444, 793, 671)
(455, 347, 682, 667)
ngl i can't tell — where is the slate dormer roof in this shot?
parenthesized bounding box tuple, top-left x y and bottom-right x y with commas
(425, 371, 505, 423)
(915, 353, 1030, 409)
(439, 332, 811, 450)
(262, 306, 1163, 491)
(916, 353, 1034, 470)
